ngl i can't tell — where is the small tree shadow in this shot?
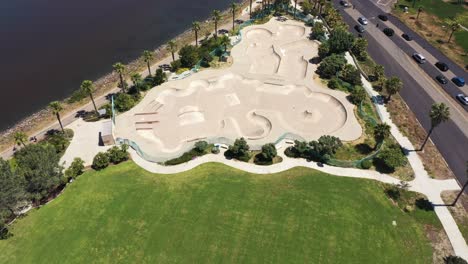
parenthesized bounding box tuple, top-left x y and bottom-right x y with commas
(373, 158, 396, 174)
(415, 198, 434, 211)
(355, 143, 373, 155)
(309, 57, 321, 64)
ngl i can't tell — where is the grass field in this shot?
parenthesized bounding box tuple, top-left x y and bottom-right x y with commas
(0, 162, 440, 263)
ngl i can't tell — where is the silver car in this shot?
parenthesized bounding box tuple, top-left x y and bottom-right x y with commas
(456, 94, 468, 106)
(413, 53, 426, 64)
(358, 17, 368, 25)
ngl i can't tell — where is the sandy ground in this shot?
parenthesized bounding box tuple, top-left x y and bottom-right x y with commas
(114, 18, 362, 161)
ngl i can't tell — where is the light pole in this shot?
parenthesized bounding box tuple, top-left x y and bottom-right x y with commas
(451, 162, 468, 206)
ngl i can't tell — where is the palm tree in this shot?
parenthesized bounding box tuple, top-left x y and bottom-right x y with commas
(446, 18, 461, 43)
(14, 132, 27, 147)
(49, 101, 64, 132)
(294, 0, 298, 18)
(167, 40, 177, 62)
(384, 77, 403, 101)
(192, 21, 201, 47)
(416, 6, 423, 21)
(212, 10, 222, 38)
(231, 2, 239, 32)
(249, 0, 253, 18)
(143, 50, 153, 76)
(80, 80, 98, 115)
(373, 123, 391, 149)
(131, 73, 142, 91)
(220, 35, 230, 52)
(420, 103, 450, 151)
(112, 62, 126, 92)
(450, 162, 468, 206)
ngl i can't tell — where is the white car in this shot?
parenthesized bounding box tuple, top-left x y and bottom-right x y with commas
(412, 53, 426, 64)
(456, 94, 468, 106)
(358, 17, 368, 25)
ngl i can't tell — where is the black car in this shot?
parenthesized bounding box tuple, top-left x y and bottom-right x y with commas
(340, 0, 350, 7)
(355, 25, 365, 33)
(402, 33, 412, 41)
(435, 61, 449, 72)
(378, 14, 388, 21)
(383, 28, 394, 36)
(435, 75, 448, 84)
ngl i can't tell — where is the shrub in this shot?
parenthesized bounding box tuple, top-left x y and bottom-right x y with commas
(179, 45, 200, 68)
(318, 41, 330, 58)
(327, 77, 340, 89)
(445, 255, 468, 264)
(92, 152, 110, 170)
(44, 130, 72, 154)
(309, 135, 343, 162)
(310, 22, 325, 41)
(170, 59, 182, 72)
(164, 144, 212, 166)
(316, 54, 346, 79)
(106, 145, 129, 164)
(211, 146, 220, 154)
(176, 68, 190, 75)
(328, 28, 354, 54)
(339, 64, 362, 86)
(360, 159, 372, 169)
(194, 141, 208, 153)
(64, 158, 85, 179)
(349, 85, 367, 105)
(351, 38, 368, 61)
(225, 138, 251, 161)
(153, 69, 166, 86)
(377, 144, 407, 170)
(114, 93, 136, 112)
(260, 143, 277, 161)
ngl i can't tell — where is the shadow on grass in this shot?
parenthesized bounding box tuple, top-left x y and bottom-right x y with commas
(415, 198, 434, 211)
(373, 158, 396, 174)
(355, 143, 373, 155)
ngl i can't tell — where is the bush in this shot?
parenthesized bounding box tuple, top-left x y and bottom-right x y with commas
(349, 85, 367, 105)
(194, 141, 208, 153)
(339, 64, 362, 86)
(316, 54, 346, 79)
(164, 144, 211, 166)
(318, 42, 330, 58)
(260, 143, 277, 161)
(114, 93, 136, 112)
(377, 144, 407, 170)
(211, 146, 220, 154)
(170, 59, 182, 72)
(92, 152, 110, 170)
(106, 145, 129, 164)
(225, 138, 251, 161)
(176, 68, 190, 75)
(327, 77, 340, 89)
(310, 22, 325, 41)
(445, 255, 468, 264)
(153, 69, 166, 86)
(179, 45, 200, 68)
(309, 135, 343, 162)
(328, 28, 354, 54)
(44, 130, 73, 154)
(64, 158, 85, 179)
(360, 159, 372, 169)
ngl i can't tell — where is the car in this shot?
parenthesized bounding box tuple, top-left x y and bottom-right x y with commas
(358, 17, 368, 25)
(383, 28, 394, 36)
(456, 94, 468, 105)
(218, 29, 229, 35)
(452, 77, 465, 87)
(435, 62, 449, 72)
(435, 75, 448, 84)
(378, 14, 388, 21)
(402, 33, 412, 41)
(340, 0, 350, 7)
(354, 25, 365, 33)
(413, 53, 426, 64)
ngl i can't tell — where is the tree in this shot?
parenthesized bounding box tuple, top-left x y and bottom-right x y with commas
(377, 144, 407, 170)
(179, 45, 200, 68)
(0, 158, 25, 221)
(107, 144, 129, 164)
(80, 80, 99, 115)
(339, 64, 362, 85)
(167, 40, 177, 62)
(48, 101, 64, 133)
(143, 50, 153, 76)
(384, 77, 402, 101)
(302, 0, 314, 15)
(220, 35, 231, 52)
(15, 144, 63, 201)
(130, 73, 143, 93)
(310, 22, 325, 40)
(113, 62, 126, 92)
(92, 152, 110, 170)
(261, 143, 277, 161)
(114, 93, 136, 112)
(293, 140, 310, 157)
(328, 28, 354, 54)
(420, 103, 450, 150)
(316, 53, 346, 79)
(228, 138, 250, 159)
(373, 123, 391, 148)
(153, 69, 167, 86)
(309, 135, 343, 162)
(194, 141, 208, 153)
(64, 157, 85, 179)
(249, 0, 253, 18)
(444, 256, 468, 264)
(212, 10, 222, 38)
(373, 64, 385, 84)
(318, 41, 330, 58)
(192, 21, 201, 47)
(349, 85, 367, 105)
(231, 2, 238, 32)
(446, 18, 461, 43)
(14, 132, 27, 147)
(351, 37, 368, 61)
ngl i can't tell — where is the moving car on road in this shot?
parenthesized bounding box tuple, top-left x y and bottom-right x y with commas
(456, 94, 468, 105)
(413, 53, 426, 64)
(452, 77, 465, 87)
(435, 62, 449, 72)
(378, 14, 388, 21)
(358, 17, 368, 25)
(435, 75, 448, 84)
(383, 28, 395, 36)
(340, 0, 350, 7)
(402, 33, 412, 41)
(355, 25, 365, 33)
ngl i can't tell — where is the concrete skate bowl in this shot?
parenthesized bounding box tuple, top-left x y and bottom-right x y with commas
(244, 111, 272, 140)
(277, 24, 306, 39)
(277, 39, 317, 79)
(245, 28, 273, 42)
(247, 45, 281, 75)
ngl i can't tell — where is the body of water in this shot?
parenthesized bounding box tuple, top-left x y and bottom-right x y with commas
(0, 0, 239, 131)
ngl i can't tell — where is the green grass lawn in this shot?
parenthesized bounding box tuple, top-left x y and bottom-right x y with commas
(399, 0, 466, 20)
(0, 162, 439, 263)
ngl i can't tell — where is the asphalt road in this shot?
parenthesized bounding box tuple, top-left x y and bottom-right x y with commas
(335, 2, 468, 186)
